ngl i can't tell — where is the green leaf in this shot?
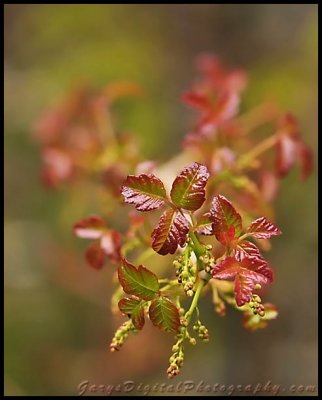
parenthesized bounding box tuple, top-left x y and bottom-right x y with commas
(148, 296, 180, 333)
(118, 297, 145, 330)
(170, 162, 209, 211)
(118, 258, 159, 300)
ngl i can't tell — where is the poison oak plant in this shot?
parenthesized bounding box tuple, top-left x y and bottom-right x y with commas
(33, 54, 313, 378)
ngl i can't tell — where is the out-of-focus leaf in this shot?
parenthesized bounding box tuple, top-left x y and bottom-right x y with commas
(297, 141, 314, 180)
(85, 242, 106, 270)
(73, 215, 106, 239)
(100, 230, 122, 263)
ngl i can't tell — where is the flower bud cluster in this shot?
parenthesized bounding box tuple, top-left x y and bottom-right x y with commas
(173, 247, 197, 297)
(193, 320, 209, 342)
(249, 294, 265, 317)
(110, 320, 137, 352)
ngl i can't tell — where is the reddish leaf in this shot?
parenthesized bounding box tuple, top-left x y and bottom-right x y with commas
(234, 240, 263, 262)
(121, 174, 167, 211)
(234, 274, 255, 307)
(73, 215, 106, 239)
(194, 212, 214, 235)
(181, 91, 210, 110)
(170, 162, 209, 211)
(212, 256, 273, 306)
(135, 160, 157, 175)
(100, 230, 122, 263)
(217, 225, 238, 246)
(206, 91, 240, 126)
(151, 208, 189, 255)
(126, 211, 145, 239)
(259, 170, 279, 202)
(243, 303, 278, 331)
(42, 147, 74, 188)
(148, 296, 180, 333)
(85, 242, 106, 270)
(276, 134, 297, 177)
(210, 195, 242, 244)
(118, 297, 145, 330)
(210, 147, 236, 174)
(118, 259, 159, 300)
(297, 141, 314, 180)
(247, 217, 281, 239)
(275, 113, 313, 180)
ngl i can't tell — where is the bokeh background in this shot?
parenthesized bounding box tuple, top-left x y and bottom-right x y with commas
(4, 4, 318, 396)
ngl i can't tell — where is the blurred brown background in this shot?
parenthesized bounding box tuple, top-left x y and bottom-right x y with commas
(4, 4, 318, 396)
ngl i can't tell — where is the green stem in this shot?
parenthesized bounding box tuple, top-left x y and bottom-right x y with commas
(135, 247, 155, 264)
(185, 279, 205, 323)
(237, 232, 251, 242)
(238, 134, 278, 169)
(189, 231, 205, 259)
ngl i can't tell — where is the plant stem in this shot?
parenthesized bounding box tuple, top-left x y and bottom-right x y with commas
(238, 134, 278, 169)
(135, 247, 156, 264)
(185, 279, 205, 323)
(189, 231, 205, 259)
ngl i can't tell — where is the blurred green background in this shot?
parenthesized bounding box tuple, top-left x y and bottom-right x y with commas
(4, 4, 318, 396)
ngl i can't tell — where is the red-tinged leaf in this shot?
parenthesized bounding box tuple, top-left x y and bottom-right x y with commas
(121, 174, 167, 212)
(243, 303, 278, 331)
(259, 170, 279, 202)
(42, 147, 74, 188)
(217, 225, 238, 246)
(234, 240, 263, 262)
(73, 215, 106, 239)
(148, 296, 180, 333)
(297, 141, 314, 180)
(239, 257, 273, 284)
(135, 160, 157, 175)
(85, 242, 106, 270)
(151, 208, 189, 255)
(194, 212, 214, 235)
(126, 211, 145, 239)
(212, 257, 240, 280)
(170, 162, 210, 211)
(213, 256, 273, 306)
(118, 259, 159, 300)
(118, 297, 145, 330)
(181, 90, 210, 110)
(234, 274, 255, 307)
(210, 147, 236, 174)
(210, 195, 242, 244)
(276, 134, 297, 177)
(100, 230, 122, 263)
(207, 91, 240, 125)
(247, 217, 281, 239)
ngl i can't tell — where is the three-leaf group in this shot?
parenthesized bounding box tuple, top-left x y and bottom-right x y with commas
(121, 162, 210, 255)
(118, 259, 180, 332)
